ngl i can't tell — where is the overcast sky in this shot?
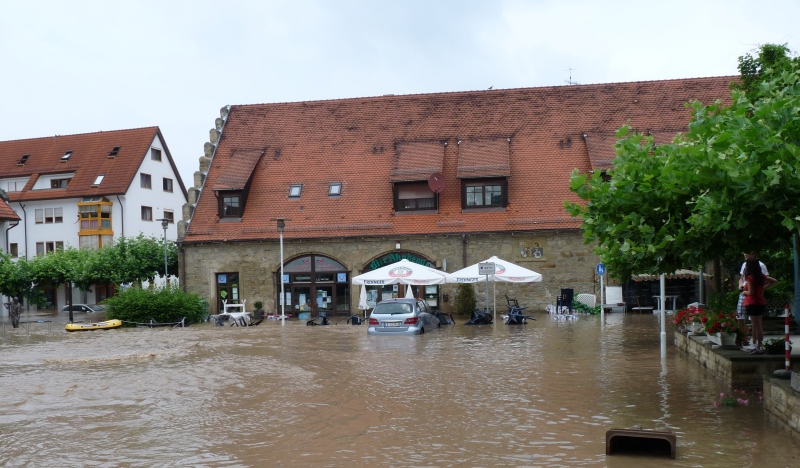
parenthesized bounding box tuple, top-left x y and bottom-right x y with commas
(1, 0, 798, 187)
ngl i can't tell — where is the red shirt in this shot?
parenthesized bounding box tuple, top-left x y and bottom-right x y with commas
(743, 275, 766, 306)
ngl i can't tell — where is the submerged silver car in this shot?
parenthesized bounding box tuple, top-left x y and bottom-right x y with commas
(367, 298, 441, 336)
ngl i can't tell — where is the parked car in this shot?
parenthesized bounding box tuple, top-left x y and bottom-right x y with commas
(60, 304, 104, 313)
(367, 298, 441, 336)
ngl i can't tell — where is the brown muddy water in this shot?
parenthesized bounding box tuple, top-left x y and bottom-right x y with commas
(1, 311, 799, 467)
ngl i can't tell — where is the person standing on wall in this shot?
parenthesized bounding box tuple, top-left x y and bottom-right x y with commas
(742, 258, 777, 354)
(737, 252, 768, 347)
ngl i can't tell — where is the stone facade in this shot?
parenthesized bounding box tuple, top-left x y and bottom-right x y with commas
(763, 377, 800, 439)
(674, 331, 800, 390)
(181, 232, 601, 315)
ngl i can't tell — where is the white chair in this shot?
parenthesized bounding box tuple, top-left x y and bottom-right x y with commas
(575, 293, 596, 308)
(602, 286, 627, 313)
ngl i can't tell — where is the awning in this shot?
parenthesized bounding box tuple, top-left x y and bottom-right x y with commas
(212, 149, 263, 191)
(631, 269, 713, 282)
(456, 138, 510, 179)
(390, 141, 445, 182)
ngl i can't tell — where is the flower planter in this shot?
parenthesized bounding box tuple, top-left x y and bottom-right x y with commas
(686, 322, 704, 335)
(706, 332, 737, 347)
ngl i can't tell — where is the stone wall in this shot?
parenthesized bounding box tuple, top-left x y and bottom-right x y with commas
(674, 331, 800, 390)
(181, 232, 600, 315)
(763, 377, 800, 440)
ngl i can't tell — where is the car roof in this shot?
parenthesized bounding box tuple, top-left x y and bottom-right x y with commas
(378, 299, 417, 304)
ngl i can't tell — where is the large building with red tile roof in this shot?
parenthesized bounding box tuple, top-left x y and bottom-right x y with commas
(179, 77, 734, 316)
(1, 127, 188, 308)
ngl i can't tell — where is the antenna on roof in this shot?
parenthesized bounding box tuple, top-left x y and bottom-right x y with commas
(564, 68, 579, 85)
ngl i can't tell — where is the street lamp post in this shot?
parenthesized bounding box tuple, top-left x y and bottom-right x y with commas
(276, 218, 286, 322)
(156, 218, 169, 286)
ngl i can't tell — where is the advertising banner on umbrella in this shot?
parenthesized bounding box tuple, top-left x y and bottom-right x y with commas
(352, 259, 450, 285)
(446, 256, 543, 283)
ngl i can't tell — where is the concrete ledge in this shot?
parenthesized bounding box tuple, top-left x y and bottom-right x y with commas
(764, 378, 800, 440)
(674, 331, 799, 390)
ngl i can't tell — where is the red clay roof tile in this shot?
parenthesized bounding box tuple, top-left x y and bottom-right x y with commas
(184, 77, 734, 243)
(0, 127, 187, 202)
(0, 198, 19, 220)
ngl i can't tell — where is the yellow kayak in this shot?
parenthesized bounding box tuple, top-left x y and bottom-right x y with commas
(65, 319, 123, 332)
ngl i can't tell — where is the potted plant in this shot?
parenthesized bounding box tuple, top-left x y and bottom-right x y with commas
(763, 338, 792, 355)
(700, 310, 744, 346)
(253, 301, 265, 319)
(673, 305, 705, 334)
(453, 283, 477, 317)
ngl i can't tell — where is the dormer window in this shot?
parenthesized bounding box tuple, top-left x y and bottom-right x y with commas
(289, 184, 302, 198)
(329, 182, 342, 197)
(61, 150, 73, 161)
(109, 146, 120, 157)
(394, 181, 437, 211)
(93, 174, 105, 185)
(462, 178, 507, 209)
(51, 178, 70, 189)
(219, 191, 242, 218)
(18, 154, 30, 165)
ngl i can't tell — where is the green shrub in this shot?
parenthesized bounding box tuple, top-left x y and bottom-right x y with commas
(453, 283, 477, 316)
(706, 291, 739, 314)
(104, 285, 207, 325)
(573, 300, 600, 315)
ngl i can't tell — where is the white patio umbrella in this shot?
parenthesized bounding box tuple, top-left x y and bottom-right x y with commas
(446, 256, 543, 321)
(352, 259, 450, 285)
(358, 285, 370, 318)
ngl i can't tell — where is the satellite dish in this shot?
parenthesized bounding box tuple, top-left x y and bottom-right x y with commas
(428, 173, 445, 193)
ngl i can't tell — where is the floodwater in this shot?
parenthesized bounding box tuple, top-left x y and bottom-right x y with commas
(1, 311, 799, 467)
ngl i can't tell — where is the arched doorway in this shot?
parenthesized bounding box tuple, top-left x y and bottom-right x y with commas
(279, 255, 350, 316)
(361, 251, 439, 311)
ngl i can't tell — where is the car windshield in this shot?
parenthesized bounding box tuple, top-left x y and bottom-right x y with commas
(373, 303, 412, 315)
(88, 305, 103, 311)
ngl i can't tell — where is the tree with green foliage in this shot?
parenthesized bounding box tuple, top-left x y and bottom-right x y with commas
(104, 284, 207, 325)
(453, 283, 477, 316)
(0, 253, 41, 305)
(566, 44, 800, 281)
(95, 234, 178, 285)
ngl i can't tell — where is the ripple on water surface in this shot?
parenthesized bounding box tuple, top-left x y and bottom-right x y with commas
(0, 315, 798, 467)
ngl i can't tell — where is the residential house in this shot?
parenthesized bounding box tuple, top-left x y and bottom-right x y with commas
(0, 127, 188, 309)
(179, 77, 733, 315)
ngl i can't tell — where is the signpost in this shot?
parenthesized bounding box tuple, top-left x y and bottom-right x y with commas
(479, 262, 495, 319)
(597, 263, 605, 322)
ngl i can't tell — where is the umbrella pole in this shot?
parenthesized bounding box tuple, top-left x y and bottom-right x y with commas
(493, 281, 496, 324)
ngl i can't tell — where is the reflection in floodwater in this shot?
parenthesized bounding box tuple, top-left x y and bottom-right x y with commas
(1, 312, 798, 467)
